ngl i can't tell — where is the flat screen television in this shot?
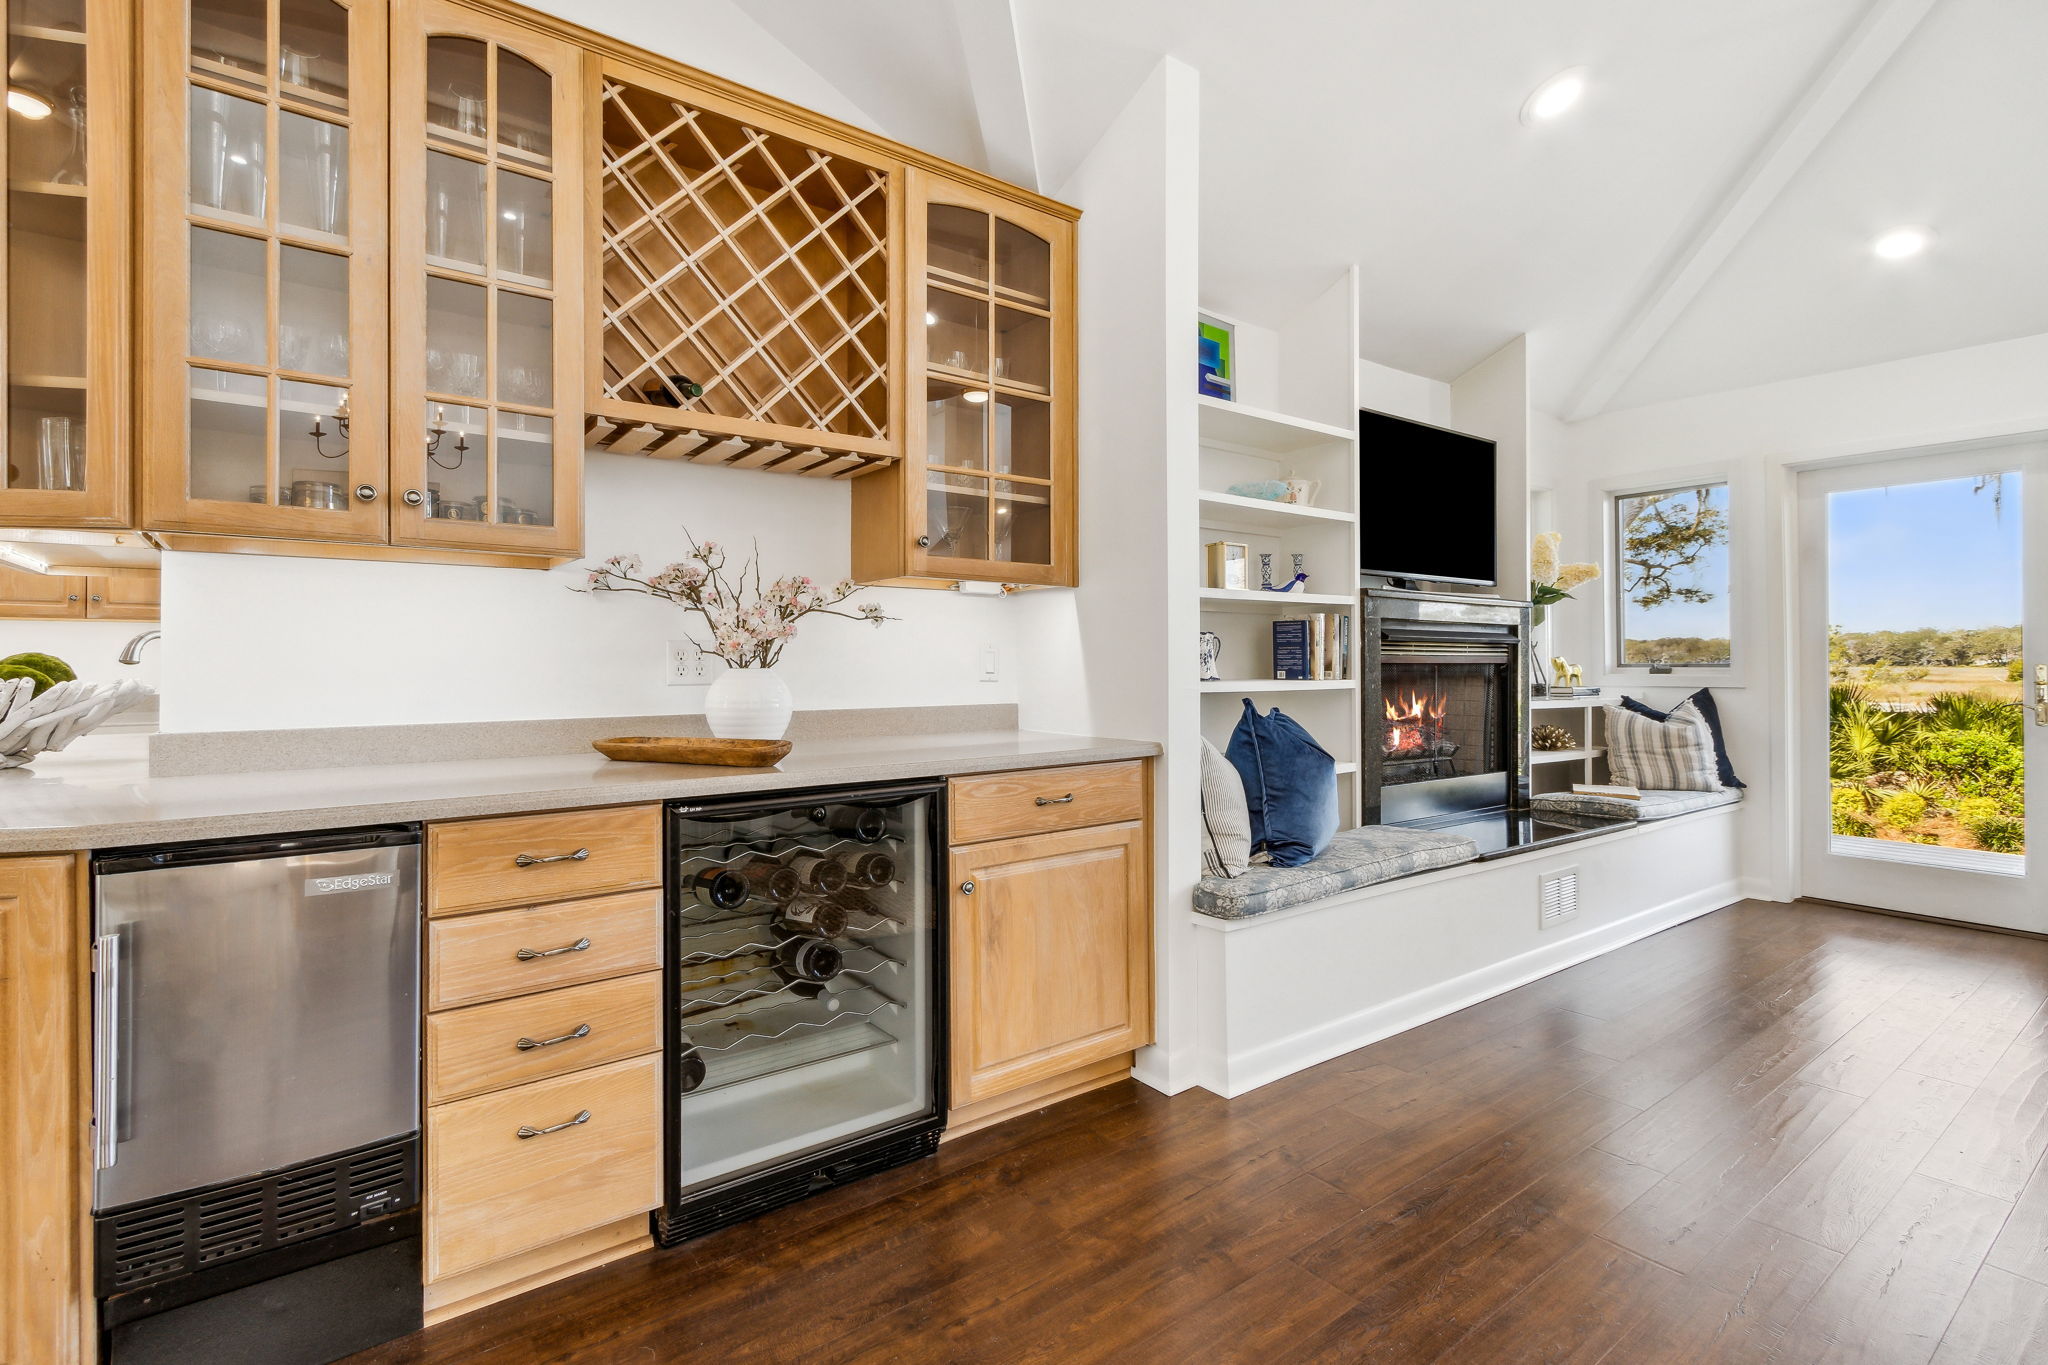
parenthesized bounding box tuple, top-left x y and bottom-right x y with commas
(1357, 408, 1498, 587)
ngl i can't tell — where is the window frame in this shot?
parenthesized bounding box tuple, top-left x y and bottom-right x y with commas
(1606, 477, 1737, 677)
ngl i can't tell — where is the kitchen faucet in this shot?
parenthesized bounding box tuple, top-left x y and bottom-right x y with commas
(117, 630, 160, 665)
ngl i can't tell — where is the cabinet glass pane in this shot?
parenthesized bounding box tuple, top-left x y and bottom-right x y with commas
(278, 244, 348, 377)
(7, 192, 86, 381)
(993, 479, 1053, 565)
(927, 204, 988, 285)
(925, 379, 986, 472)
(188, 368, 266, 501)
(496, 169, 551, 284)
(190, 0, 266, 91)
(5, 395, 84, 492)
(496, 49, 551, 164)
(497, 292, 552, 406)
(496, 413, 553, 527)
(188, 227, 266, 365)
(926, 288, 987, 377)
(422, 401, 486, 518)
(278, 0, 348, 106)
(925, 471, 990, 562)
(7, 6, 87, 186)
(995, 305, 1050, 393)
(278, 113, 348, 238)
(425, 36, 489, 148)
(994, 220, 1051, 307)
(424, 276, 487, 398)
(992, 392, 1050, 480)
(188, 87, 267, 220)
(424, 150, 486, 270)
(276, 379, 349, 509)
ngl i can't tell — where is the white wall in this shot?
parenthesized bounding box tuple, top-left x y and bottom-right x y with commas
(0, 618, 160, 691)
(1448, 335, 1532, 602)
(1554, 329, 2048, 899)
(1357, 357, 1452, 427)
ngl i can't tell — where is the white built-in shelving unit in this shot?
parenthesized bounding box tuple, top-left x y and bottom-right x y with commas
(1192, 274, 1363, 825)
(1529, 694, 1611, 796)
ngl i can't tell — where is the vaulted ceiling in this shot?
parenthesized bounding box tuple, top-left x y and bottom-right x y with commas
(732, 0, 2048, 417)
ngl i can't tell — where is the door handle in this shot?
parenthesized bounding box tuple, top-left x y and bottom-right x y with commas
(93, 934, 121, 1170)
(516, 1109, 591, 1139)
(1034, 793, 1076, 807)
(515, 1023, 591, 1052)
(515, 937, 590, 961)
(515, 848, 589, 867)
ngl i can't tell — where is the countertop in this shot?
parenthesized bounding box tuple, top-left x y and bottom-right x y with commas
(0, 729, 1160, 854)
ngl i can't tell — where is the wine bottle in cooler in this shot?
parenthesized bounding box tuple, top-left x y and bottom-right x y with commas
(737, 856, 803, 904)
(812, 804, 889, 843)
(787, 851, 849, 894)
(846, 849, 896, 887)
(777, 896, 849, 938)
(683, 865, 748, 910)
(824, 887, 898, 929)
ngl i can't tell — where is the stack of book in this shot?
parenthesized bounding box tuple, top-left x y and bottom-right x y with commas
(1272, 614, 1351, 681)
(1571, 782, 1639, 800)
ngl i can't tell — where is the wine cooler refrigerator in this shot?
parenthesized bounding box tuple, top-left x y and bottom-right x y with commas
(658, 782, 947, 1243)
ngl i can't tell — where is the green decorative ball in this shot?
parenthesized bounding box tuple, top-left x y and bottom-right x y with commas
(0, 651, 74, 684)
(0, 663, 56, 696)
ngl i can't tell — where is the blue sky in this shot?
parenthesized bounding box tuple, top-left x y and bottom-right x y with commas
(1828, 474, 2024, 631)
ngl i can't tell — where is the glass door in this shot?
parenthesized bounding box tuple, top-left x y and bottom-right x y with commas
(908, 168, 1072, 587)
(1797, 443, 2045, 932)
(1, 0, 128, 527)
(388, 0, 580, 556)
(140, 0, 389, 542)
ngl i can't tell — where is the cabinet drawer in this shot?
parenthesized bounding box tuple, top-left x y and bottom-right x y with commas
(949, 762, 1145, 844)
(428, 891, 662, 1010)
(428, 971, 663, 1104)
(428, 805, 661, 916)
(426, 1054, 662, 1282)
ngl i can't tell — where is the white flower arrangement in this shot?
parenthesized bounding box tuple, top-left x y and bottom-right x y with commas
(578, 533, 892, 669)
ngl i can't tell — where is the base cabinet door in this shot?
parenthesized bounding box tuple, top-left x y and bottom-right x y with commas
(84, 572, 159, 621)
(0, 565, 84, 619)
(948, 821, 1150, 1106)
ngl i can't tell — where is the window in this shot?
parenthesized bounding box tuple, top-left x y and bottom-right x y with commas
(1614, 482, 1732, 668)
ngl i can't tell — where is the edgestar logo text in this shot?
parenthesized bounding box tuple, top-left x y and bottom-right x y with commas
(306, 872, 396, 895)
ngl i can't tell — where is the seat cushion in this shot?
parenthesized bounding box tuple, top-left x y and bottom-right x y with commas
(1193, 825, 1479, 920)
(1532, 787, 1743, 822)
(1224, 699, 1339, 868)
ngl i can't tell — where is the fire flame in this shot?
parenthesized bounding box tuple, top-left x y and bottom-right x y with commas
(1383, 689, 1448, 755)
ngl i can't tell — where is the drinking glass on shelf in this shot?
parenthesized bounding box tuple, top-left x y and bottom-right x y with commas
(451, 90, 487, 139)
(504, 365, 546, 405)
(446, 352, 484, 398)
(279, 46, 315, 90)
(279, 325, 308, 372)
(37, 416, 82, 492)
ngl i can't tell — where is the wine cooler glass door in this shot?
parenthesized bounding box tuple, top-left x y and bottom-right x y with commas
(667, 789, 940, 1198)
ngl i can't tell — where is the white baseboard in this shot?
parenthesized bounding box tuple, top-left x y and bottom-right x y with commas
(1131, 1044, 1193, 1096)
(1213, 880, 1742, 1098)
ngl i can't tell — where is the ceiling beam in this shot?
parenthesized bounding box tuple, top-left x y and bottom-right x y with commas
(951, 0, 1040, 191)
(1563, 0, 1940, 420)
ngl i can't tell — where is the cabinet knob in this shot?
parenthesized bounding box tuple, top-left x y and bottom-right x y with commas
(90, 594, 102, 603)
(67, 594, 79, 602)
(402, 489, 424, 507)
(915, 536, 931, 548)
(959, 880, 975, 895)
(354, 484, 378, 502)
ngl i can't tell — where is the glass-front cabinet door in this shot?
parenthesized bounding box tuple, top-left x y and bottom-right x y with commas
(387, 0, 580, 556)
(140, 0, 390, 542)
(897, 167, 1073, 587)
(1, 0, 129, 528)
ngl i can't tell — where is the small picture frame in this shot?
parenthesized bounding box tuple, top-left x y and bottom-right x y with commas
(1206, 540, 1249, 591)
(1198, 313, 1235, 401)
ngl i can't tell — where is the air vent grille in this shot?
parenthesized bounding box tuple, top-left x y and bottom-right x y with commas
(1539, 867, 1580, 929)
(98, 1136, 417, 1295)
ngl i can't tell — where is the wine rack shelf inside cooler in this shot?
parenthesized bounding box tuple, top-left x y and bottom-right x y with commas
(678, 983, 908, 1095)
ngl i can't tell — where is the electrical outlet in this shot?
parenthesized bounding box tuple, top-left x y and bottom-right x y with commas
(667, 639, 712, 686)
(980, 643, 1000, 682)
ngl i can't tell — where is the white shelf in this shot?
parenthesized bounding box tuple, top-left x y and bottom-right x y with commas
(1198, 587, 1354, 612)
(1532, 747, 1604, 765)
(1532, 694, 1608, 710)
(1197, 490, 1355, 532)
(1199, 678, 1355, 694)
(1198, 395, 1353, 452)
(1333, 761, 1358, 776)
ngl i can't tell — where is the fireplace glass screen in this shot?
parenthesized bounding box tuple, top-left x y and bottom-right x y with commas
(1378, 660, 1504, 786)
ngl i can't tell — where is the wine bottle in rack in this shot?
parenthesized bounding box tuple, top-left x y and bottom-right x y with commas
(777, 896, 849, 938)
(813, 805, 889, 843)
(676, 1042, 708, 1093)
(737, 857, 803, 904)
(824, 887, 897, 929)
(774, 937, 844, 987)
(684, 866, 748, 910)
(846, 849, 896, 887)
(787, 851, 849, 894)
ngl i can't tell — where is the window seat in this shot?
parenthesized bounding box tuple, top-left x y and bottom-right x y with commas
(1193, 825, 1479, 921)
(1532, 787, 1743, 822)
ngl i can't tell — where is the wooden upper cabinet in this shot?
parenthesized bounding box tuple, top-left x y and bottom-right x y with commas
(139, 0, 393, 544)
(388, 0, 582, 557)
(852, 167, 1076, 587)
(584, 57, 901, 479)
(0, 0, 132, 530)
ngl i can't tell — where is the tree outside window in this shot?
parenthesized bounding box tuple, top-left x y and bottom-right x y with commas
(1615, 483, 1731, 667)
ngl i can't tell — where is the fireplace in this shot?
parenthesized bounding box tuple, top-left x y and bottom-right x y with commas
(1362, 589, 1529, 826)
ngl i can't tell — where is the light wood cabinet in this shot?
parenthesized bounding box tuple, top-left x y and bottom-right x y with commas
(854, 168, 1077, 587)
(0, 563, 85, 618)
(83, 573, 159, 621)
(424, 803, 661, 916)
(946, 765, 1151, 1114)
(0, 0, 131, 532)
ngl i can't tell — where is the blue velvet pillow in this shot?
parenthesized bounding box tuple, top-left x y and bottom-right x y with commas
(1224, 699, 1339, 868)
(1620, 689, 1745, 789)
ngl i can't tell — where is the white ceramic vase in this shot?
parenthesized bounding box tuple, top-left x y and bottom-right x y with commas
(703, 665, 794, 740)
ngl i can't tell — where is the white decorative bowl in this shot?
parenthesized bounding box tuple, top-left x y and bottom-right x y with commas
(0, 678, 154, 769)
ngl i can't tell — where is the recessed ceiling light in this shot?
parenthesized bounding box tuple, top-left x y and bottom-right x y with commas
(6, 86, 52, 120)
(1520, 68, 1587, 125)
(1871, 226, 1933, 261)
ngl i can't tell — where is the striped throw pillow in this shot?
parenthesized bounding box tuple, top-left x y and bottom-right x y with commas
(1603, 699, 1723, 793)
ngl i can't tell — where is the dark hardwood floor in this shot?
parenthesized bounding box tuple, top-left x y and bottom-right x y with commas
(350, 899, 2048, 1364)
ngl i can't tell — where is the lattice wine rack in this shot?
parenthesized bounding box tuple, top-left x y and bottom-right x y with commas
(591, 73, 897, 480)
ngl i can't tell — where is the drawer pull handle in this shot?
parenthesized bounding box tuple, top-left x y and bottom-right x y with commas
(1034, 794, 1076, 807)
(516, 1109, 591, 1139)
(515, 1023, 591, 1052)
(515, 847, 590, 868)
(515, 937, 590, 962)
